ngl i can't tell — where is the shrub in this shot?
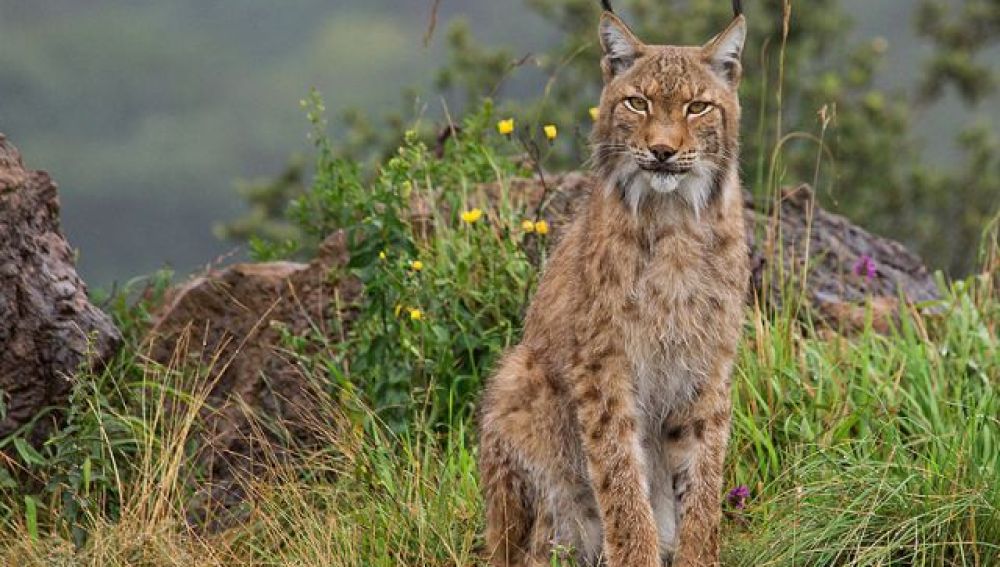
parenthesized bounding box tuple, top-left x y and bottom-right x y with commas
(288, 93, 545, 430)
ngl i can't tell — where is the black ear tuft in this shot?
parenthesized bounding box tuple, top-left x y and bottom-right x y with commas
(732, 0, 742, 16)
(601, 0, 614, 13)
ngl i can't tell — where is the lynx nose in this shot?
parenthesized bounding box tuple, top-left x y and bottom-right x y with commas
(650, 144, 677, 163)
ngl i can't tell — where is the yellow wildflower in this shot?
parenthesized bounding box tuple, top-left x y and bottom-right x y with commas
(409, 308, 423, 321)
(379, 250, 387, 261)
(543, 124, 558, 141)
(589, 107, 600, 121)
(521, 219, 536, 233)
(872, 36, 889, 55)
(410, 260, 423, 272)
(534, 220, 549, 235)
(497, 118, 515, 136)
(461, 208, 483, 224)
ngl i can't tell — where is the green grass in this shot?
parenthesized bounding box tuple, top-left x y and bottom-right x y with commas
(1, 274, 995, 566)
(724, 283, 1000, 566)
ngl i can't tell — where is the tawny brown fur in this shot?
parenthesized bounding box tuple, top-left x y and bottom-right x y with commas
(479, 9, 749, 567)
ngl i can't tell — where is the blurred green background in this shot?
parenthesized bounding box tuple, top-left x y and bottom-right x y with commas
(0, 0, 996, 287)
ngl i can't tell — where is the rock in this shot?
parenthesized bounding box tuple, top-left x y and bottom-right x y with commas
(748, 185, 940, 330)
(145, 230, 361, 521)
(0, 133, 122, 440)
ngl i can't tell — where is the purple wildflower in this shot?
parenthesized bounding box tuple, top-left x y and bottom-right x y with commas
(727, 485, 750, 509)
(853, 254, 877, 280)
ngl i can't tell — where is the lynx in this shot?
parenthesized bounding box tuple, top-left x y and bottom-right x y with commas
(478, 3, 748, 567)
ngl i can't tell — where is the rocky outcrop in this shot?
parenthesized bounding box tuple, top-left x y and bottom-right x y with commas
(146, 230, 361, 519)
(0, 134, 122, 440)
(746, 184, 940, 332)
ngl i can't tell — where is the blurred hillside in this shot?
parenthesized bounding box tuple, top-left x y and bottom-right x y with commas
(0, 0, 551, 286)
(0, 0, 996, 286)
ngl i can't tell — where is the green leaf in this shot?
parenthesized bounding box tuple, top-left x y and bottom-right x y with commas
(24, 495, 38, 541)
(13, 438, 45, 467)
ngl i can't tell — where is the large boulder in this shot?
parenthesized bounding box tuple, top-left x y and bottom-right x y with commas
(146, 230, 361, 519)
(745, 184, 940, 332)
(0, 134, 122, 440)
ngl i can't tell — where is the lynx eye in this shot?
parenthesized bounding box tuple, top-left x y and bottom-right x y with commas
(623, 96, 649, 114)
(686, 101, 712, 116)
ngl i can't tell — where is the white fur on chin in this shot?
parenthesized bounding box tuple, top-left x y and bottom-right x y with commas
(649, 173, 680, 194)
(609, 161, 717, 217)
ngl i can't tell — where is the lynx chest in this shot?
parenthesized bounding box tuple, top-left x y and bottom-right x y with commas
(619, 222, 745, 417)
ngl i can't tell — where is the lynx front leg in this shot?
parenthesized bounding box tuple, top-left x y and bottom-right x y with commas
(572, 351, 660, 567)
(666, 404, 730, 567)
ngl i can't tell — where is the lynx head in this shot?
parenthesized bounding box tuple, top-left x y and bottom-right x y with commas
(591, 5, 746, 214)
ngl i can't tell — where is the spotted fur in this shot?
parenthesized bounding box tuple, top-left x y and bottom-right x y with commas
(479, 8, 748, 567)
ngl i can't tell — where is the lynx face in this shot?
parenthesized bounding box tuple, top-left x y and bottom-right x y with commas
(592, 13, 746, 214)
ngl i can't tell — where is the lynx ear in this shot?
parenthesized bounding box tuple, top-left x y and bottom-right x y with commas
(702, 15, 746, 87)
(599, 12, 644, 79)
